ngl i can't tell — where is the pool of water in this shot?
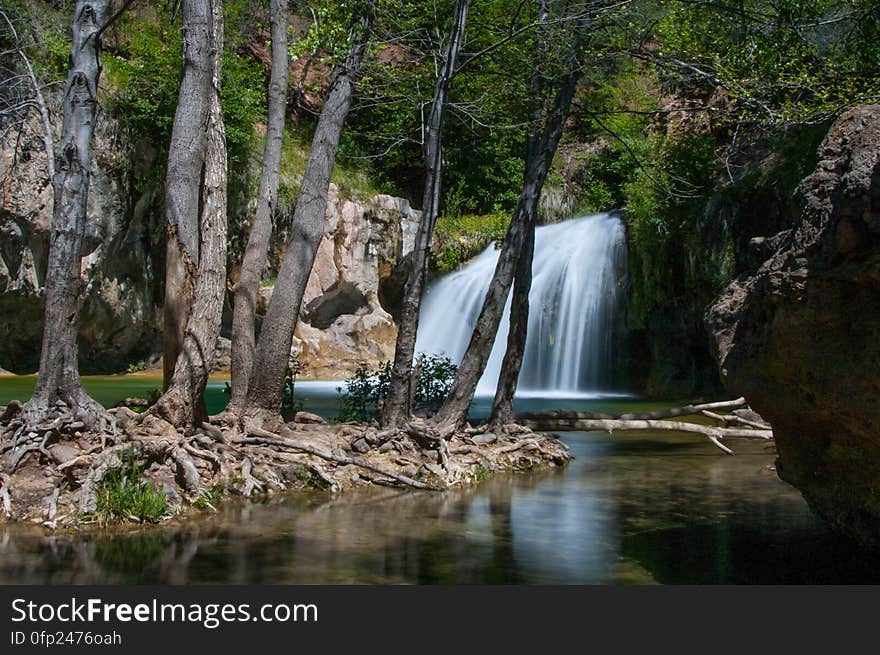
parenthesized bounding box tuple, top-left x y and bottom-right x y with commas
(1, 375, 877, 584)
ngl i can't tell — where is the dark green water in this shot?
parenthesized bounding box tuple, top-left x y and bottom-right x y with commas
(1, 376, 877, 584)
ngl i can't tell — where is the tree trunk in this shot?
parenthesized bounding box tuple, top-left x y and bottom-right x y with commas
(381, 0, 470, 428)
(432, 61, 582, 431)
(490, 216, 534, 426)
(489, 0, 548, 427)
(242, 6, 375, 429)
(151, 0, 227, 430)
(22, 0, 112, 428)
(162, 0, 213, 389)
(228, 0, 289, 413)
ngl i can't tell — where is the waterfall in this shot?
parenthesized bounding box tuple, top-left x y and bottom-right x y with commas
(415, 212, 627, 396)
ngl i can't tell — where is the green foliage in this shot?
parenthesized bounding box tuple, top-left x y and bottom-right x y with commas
(431, 211, 510, 273)
(416, 353, 458, 408)
(96, 452, 167, 523)
(341, 0, 533, 213)
(655, 0, 880, 126)
(126, 360, 146, 374)
(622, 128, 728, 327)
(288, 463, 332, 490)
(283, 355, 306, 412)
(107, 7, 264, 162)
(337, 361, 392, 422)
(336, 354, 458, 421)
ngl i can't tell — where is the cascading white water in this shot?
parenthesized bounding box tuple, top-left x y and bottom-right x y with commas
(415, 212, 627, 396)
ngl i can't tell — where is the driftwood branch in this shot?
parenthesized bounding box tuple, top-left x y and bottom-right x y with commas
(518, 398, 749, 422)
(518, 398, 772, 455)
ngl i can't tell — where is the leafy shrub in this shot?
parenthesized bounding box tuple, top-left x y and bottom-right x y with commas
(416, 354, 458, 408)
(126, 360, 146, 374)
(337, 354, 458, 422)
(337, 361, 392, 422)
(283, 355, 306, 413)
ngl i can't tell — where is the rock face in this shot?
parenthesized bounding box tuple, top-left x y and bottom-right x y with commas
(1, 95, 420, 377)
(289, 184, 419, 378)
(1, 94, 164, 373)
(708, 104, 880, 546)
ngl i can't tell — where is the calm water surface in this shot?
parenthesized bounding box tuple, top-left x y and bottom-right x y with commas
(1, 375, 877, 584)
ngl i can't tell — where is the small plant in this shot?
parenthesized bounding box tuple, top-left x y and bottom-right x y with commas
(96, 452, 167, 523)
(126, 360, 147, 374)
(147, 388, 161, 405)
(474, 465, 490, 482)
(337, 361, 392, 422)
(192, 488, 222, 511)
(290, 464, 330, 490)
(415, 354, 458, 410)
(336, 354, 458, 422)
(283, 354, 306, 412)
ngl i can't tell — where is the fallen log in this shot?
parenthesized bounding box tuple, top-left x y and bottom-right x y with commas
(517, 397, 748, 422)
(517, 416, 772, 455)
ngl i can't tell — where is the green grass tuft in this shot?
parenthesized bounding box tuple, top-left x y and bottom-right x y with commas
(96, 454, 167, 523)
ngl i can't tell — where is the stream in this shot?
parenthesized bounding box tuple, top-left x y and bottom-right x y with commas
(1, 376, 877, 584)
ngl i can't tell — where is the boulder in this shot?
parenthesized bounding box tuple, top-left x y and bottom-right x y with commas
(708, 104, 880, 547)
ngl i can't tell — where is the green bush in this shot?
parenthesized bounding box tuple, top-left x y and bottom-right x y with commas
(282, 355, 306, 413)
(337, 361, 392, 422)
(126, 360, 146, 374)
(96, 453, 167, 523)
(337, 354, 458, 422)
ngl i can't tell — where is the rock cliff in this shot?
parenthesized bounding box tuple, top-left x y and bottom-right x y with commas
(1, 100, 419, 377)
(1, 97, 164, 373)
(286, 184, 419, 378)
(708, 104, 880, 546)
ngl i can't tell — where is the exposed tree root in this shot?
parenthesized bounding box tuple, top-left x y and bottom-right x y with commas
(0, 400, 571, 528)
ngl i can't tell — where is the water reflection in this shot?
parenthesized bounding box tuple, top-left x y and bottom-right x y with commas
(2, 431, 877, 584)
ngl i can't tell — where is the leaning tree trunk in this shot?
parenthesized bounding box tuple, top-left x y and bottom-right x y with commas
(21, 0, 112, 429)
(151, 0, 227, 430)
(241, 6, 375, 429)
(489, 215, 535, 426)
(432, 65, 582, 431)
(162, 0, 213, 389)
(489, 0, 548, 427)
(228, 0, 289, 413)
(380, 0, 470, 428)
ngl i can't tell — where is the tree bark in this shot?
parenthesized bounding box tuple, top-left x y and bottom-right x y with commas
(22, 0, 112, 428)
(162, 0, 213, 389)
(381, 0, 470, 428)
(433, 47, 583, 431)
(490, 216, 534, 426)
(228, 0, 289, 413)
(151, 0, 227, 430)
(242, 5, 375, 429)
(489, 0, 548, 428)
